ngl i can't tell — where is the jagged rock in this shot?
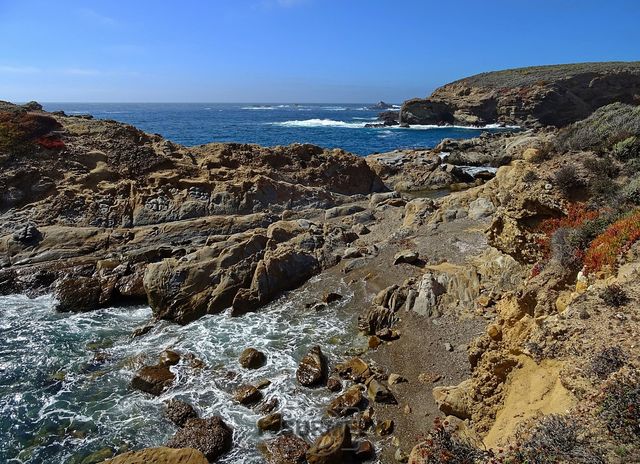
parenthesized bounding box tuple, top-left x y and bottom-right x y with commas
(54, 276, 101, 312)
(233, 384, 263, 405)
(259, 434, 309, 464)
(367, 379, 396, 404)
(239, 348, 267, 369)
(355, 440, 375, 460)
(358, 306, 396, 335)
(296, 346, 327, 387)
(257, 413, 283, 432)
(12, 223, 42, 245)
(343, 247, 362, 259)
(393, 250, 419, 265)
(327, 377, 342, 392)
(166, 417, 233, 462)
(131, 364, 175, 396)
(327, 385, 365, 417)
(165, 399, 198, 427)
(432, 379, 474, 419)
(335, 357, 371, 383)
(325, 205, 366, 220)
(103, 447, 208, 464)
(159, 350, 181, 366)
(306, 424, 353, 464)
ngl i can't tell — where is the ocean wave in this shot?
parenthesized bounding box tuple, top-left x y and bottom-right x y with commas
(272, 118, 367, 128)
(352, 116, 378, 120)
(241, 104, 291, 110)
(321, 106, 347, 111)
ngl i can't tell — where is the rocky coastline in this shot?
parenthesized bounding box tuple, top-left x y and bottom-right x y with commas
(2, 62, 640, 463)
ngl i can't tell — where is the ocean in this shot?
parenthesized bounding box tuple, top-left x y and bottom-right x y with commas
(42, 103, 513, 155)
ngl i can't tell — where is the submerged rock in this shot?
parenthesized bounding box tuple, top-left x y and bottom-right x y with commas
(239, 348, 267, 369)
(296, 346, 327, 387)
(257, 412, 283, 432)
(233, 384, 263, 405)
(166, 417, 233, 462)
(130, 364, 175, 396)
(259, 434, 309, 464)
(104, 447, 208, 464)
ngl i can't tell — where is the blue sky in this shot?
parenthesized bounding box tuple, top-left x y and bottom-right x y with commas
(1, 0, 639, 102)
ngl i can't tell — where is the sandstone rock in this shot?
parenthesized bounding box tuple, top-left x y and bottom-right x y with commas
(393, 250, 419, 265)
(103, 447, 208, 464)
(233, 384, 263, 405)
(166, 417, 233, 462)
(358, 306, 397, 335)
(12, 223, 42, 246)
(388, 373, 406, 385)
(259, 434, 309, 464)
(367, 379, 396, 404)
(369, 191, 399, 208)
(165, 399, 198, 427)
(468, 197, 495, 220)
(327, 385, 364, 417)
(54, 276, 101, 312)
(131, 364, 175, 396)
(239, 348, 267, 369)
(296, 346, 327, 387)
(395, 448, 409, 462)
(306, 424, 353, 464)
(335, 357, 371, 383)
(257, 413, 283, 432)
(432, 379, 474, 419)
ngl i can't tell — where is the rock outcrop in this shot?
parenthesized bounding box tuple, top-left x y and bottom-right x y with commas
(398, 62, 640, 128)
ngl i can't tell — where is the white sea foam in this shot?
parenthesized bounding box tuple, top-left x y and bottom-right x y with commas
(272, 118, 367, 128)
(241, 104, 291, 110)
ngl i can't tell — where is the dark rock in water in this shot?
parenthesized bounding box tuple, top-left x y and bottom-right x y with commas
(327, 386, 365, 417)
(257, 412, 283, 432)
(364, 123, 386, 128)
(257, 397, 279, 414)
(326, 376, 342, 392)
(239, 347, 267, 369)
(233, 384, 263, 405)
(165, 399, 198, 427)
(378, 110, 400, 126)
(259, 434, 309, 464)
(131, 324, 154, 338)
(306, 424, 353, 464)
(159, 349, 181, 366)
(54, 276, 101, 312)
(131, 364, 175, 396)
(369, 101, 394, 110)
(367, 379, 396, 404)
(323, 292, 343, 304)
(166, 416, 233, 462)
(12, 223, 42, 246)
(296, 346, 327, 387)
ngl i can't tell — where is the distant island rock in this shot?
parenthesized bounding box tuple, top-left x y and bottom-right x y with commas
(368, 101, 395, 110)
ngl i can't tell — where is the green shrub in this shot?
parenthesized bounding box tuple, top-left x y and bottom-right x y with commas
(590, 346, 627, 379)
(583, 156, 619, 178)
(553, 165, 584, 196)
(623, 158, 640, 177)
(612, 136, 640, 161)
(555, 103, 640, 152)
(621, 176, 640, 205)
(598, 370, 640, 446)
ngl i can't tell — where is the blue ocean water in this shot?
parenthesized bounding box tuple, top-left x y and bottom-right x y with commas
(42, 103, 513, 155)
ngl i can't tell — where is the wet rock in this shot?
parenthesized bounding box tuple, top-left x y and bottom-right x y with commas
(335, 357, 371, 383)
(323, 292, 343, 304)
(54, 276, 101, 312)
(165, 399, 198, 427)
(355, 440, 375, 461)
(326, 377, 342, 392)
(80, 447, 114, 464)
(306, 424, 353, 464)
(160, 350, 181, 366)
(166, 417, 233, 462)
(367, 379, 396, 404)
(233, 384, 263, 405)
(375, 419, 394, 436)
(259, 434, 309, 464)
(256, 378, 272, 389)
(393, 250, 419, 265)
(104, 447, 208, 464)
(296, 346, 327, 387)
(257, 412, 283, 432)
(131, 324, 153, 338)
(131, 364, 175, 396)
(257, 397, 279, 414)
(376, 328, 399, 341)
(239, 348, 267, 369)
(327, 385, 365, 417)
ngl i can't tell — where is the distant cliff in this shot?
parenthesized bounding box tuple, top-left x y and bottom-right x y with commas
(400, 61, 640, 127)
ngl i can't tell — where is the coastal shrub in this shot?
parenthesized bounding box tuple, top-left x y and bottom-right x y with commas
(555, 103, 640, 152)
(623, 158, 640, 177)
(530, 141, 555, 163)
(583, 209, 640, 273)
(553, 165, 584, 196)
(598, 370, 640, 446)
(612, 135, 640, 161)
(590, 346, 627, 379)
(536, 203, 600, 259)
(413, 418, 490, 463)
(550, 227, 582, 268)
(582, 156, 619, 178)
(589, 177, 619, 201)
(508, 415, 604, 464)
(621, 176, 640, 205)
(599, 284, 630, 308)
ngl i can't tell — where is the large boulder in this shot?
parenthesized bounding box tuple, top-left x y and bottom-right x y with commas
(327, 386, 365, 417)
(103, 447, 208, 464)
(239, 348, 267, 369)
(165, 399, 198, 427)
(306, 424, 354, 464)
(259, 434, 309, 464)
(166, 417, 233, 462)
(296, 346, 327, 387)
(131, 364, 175, 396)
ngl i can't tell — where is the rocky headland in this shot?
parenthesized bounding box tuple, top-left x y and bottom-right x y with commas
(2, 62, 640, 464)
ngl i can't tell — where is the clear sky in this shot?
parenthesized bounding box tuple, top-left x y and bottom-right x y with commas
(1, 0, 639, 103)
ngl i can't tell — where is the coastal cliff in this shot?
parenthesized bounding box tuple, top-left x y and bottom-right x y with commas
(394, 62, 640, 127)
